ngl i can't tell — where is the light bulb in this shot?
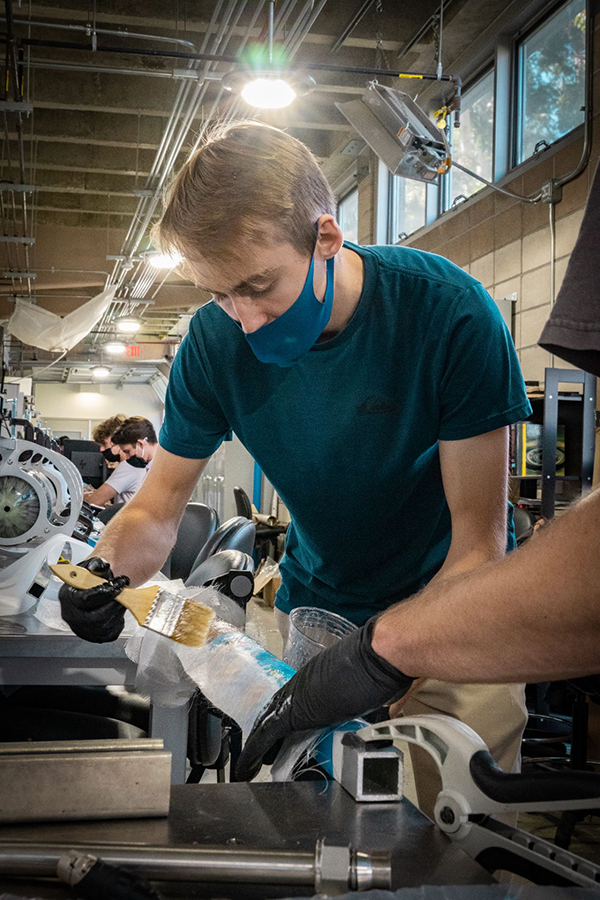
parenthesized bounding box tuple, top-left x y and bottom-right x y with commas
(91, 366, 110, 379)
(149, 251, 183, 269)
(116, 316, 143, 334)
(241, 77, 296, 109)
(103, 341, 127, 354)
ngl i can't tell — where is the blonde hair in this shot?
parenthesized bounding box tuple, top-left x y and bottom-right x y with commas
(157, 121, 336, 270)
(92, 414, 127, 444)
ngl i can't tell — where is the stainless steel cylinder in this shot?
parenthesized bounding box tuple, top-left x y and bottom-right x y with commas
(0, 841, 391, 890)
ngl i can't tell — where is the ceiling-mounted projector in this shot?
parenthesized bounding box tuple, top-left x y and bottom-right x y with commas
(336, 83, 450, 184)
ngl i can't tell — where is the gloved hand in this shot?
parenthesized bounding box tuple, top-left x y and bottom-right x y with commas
(58, 557, 128, 644)
(235, 617, 415, 782)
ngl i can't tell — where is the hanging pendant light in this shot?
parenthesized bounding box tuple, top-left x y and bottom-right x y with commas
(222, 1, 315, 110)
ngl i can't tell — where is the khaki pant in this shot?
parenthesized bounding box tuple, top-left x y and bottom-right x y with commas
(402, 680, 528, 818)
(275, 607, 527, 819)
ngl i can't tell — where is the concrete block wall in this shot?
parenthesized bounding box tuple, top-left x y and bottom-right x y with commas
(352, 8, 600, 387)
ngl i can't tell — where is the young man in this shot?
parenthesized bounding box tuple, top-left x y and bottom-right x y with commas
(85, 416, 157, 507)
(233, 160, 600, 784)
(59, 122, 531, 813)
(92, 414, 127, 467)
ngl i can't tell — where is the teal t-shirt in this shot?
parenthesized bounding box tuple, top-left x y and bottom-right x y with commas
(160, 243, 532, 625)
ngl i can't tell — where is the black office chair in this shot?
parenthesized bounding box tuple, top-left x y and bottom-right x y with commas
(190, 516, 255, 571)
(161, 502, 219, 581)
(186, 549, 255, 613)
(96, 501, 125, 525)
(233, 485, 253, 520)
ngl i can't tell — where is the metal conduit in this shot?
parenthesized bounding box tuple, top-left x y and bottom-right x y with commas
(112, 0, 243, 276)
(105, 0, 279, 326)
(19, 37, 460, 82)
(96, 0, 231, 335)
(287, 0, 329, 59)
(98, 0, 247, 337)
(86, 0, 348, 338)
(0, 16, 199, 51)
(3, 0, 32, 297)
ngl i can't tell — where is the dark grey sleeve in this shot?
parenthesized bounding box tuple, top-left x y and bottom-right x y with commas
(538, 159, 600, 376)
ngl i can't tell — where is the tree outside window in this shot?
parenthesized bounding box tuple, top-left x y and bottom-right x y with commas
(517, 0, 585, 164)
(448, 69, 495, 206)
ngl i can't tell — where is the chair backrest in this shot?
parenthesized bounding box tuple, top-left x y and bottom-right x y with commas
(190, 516, 256, 571)
(162, 503, 219, 581)
(233, 485, 253, 520)
(96, 501, 125, 525)
(186, 549, 254, 608)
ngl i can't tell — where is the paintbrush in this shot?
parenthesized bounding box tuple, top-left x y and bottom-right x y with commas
(50, 563, 215, 648)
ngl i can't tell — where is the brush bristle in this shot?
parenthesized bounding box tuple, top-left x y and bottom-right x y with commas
(170, 599, 216, 647)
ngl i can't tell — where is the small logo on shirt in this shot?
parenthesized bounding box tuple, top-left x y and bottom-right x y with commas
(357, 396, 399, 416)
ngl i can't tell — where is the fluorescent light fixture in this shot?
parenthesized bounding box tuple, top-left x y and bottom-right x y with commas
(91, 365, 110, 379)
(149, 251, 183, 269)
(103, 340, 127, 354)
(241, 76, 296, 109)
(116, 316, 143, 334)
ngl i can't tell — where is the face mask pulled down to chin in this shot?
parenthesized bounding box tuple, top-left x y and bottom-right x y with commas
(243, 253, 335, 368)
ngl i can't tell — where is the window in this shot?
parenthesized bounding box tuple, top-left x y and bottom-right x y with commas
(516, 0, 586, 164)
(337, 188, 359, 243)
(447, 69, 495, 205)
(388, 176, 426, 242)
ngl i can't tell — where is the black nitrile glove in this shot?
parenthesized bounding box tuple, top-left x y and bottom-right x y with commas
(235, 617, 415, 782)
(58, 557, 128, 644)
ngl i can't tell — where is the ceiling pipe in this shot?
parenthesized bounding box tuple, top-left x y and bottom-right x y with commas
(0, 15, 199, 52)
(3, 0, 32, 298)
(19, 37, 461, 82)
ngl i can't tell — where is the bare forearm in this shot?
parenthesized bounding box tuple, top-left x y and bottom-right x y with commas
(90, 502, 178, 586)
(373, 489, 600, 683)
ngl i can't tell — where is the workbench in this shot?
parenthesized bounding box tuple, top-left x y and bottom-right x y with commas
(0, 782, 495, 898)
(0, 611, 190, 783)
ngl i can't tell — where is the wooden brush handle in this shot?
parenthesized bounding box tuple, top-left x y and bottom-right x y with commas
(50, 563, 160, 627)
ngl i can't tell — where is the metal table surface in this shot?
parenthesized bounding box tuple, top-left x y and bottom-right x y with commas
(0, 782, 495, 899)
(0, 611, 190, 783)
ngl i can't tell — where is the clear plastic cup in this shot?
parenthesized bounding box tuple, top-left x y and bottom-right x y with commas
(282, 606, 358, 670)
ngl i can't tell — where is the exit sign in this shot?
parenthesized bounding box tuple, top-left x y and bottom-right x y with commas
(126, 345, 141, 357)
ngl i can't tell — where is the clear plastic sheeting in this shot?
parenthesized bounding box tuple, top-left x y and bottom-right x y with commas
(7, 286, 116, 352)
(125, 601, 295, 731)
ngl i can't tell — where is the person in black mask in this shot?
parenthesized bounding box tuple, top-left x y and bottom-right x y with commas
(91, 414, 127, 468)
(85, 416, 157, 507)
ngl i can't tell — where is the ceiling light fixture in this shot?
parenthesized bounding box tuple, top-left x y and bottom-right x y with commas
(103, 340, 127, 354)
(222, 1, 315, 110)
(116, 316, 143, 335)
(91, 365, 110, 379)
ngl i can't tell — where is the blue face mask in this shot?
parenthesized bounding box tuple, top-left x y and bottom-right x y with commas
(244, 253, 335, 367)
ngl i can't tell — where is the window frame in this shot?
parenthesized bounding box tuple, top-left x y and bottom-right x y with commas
(337, 186, 359, 244)
(443, 64, 496, 213)
(376, 0, 587, 243)
(386, 172, 428, 244)
(513, 0, 587, 167)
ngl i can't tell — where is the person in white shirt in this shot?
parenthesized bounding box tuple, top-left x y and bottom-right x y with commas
(85, 417, 158, 507)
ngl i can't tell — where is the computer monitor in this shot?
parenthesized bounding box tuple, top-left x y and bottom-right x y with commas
(63, 439, 105, 488)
